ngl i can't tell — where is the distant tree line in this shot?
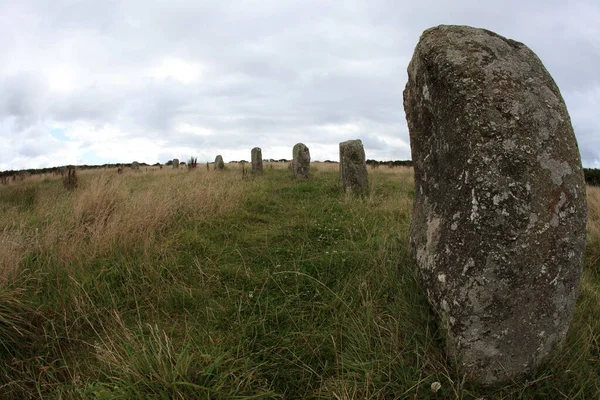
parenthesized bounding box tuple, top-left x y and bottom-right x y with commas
(366, 159, 413, 168)
(0, 162, 153, 178)
(584, 168, 600, 186)
(2, 163, 600, 186)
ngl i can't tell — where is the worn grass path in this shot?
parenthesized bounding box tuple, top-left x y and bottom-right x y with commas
(1, 165, 599, 399)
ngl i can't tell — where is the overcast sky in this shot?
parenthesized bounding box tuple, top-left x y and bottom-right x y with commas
(1, 0, 599, 170)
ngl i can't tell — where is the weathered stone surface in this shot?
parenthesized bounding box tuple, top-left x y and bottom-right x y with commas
(404, 25, 587, 385)
(172, 158, 179, 169)
(132, 161, 139, 170)
(339, 139, 368, 194)
(292, 143, 310, 178)
(251, 147, 263, 174)
(215, 155, 225, 171)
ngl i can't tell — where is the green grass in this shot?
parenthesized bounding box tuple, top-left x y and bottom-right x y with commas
(1, 166, 599, 399)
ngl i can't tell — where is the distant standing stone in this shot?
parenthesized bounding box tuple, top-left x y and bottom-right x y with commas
(251, 147, 263, 174)
(215, 155, 224, 170)
(172, 158, 179, 169)
(292, 143, 310, 178)
(404, 25, 587, 385)
(339, 139, 368, 194)
(132, 161, 139, 170)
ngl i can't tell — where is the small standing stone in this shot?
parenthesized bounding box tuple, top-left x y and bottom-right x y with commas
(292, 143, 310, 178)
(404, 25, 587, 385)
(251, 147, 263, 174)
(215, 155, 225, 171)
(339, 139, 368, 194)
(63, 165, 77, 190)
(172, 158, 179, 169)
(132, 161, 140, 170)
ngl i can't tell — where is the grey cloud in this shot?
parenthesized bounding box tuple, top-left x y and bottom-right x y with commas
(0, 73, 48, 119)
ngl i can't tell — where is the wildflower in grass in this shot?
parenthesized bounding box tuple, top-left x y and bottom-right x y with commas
(431, 381, 441, 393)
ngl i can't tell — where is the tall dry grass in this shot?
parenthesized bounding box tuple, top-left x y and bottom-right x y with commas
(0, 229, 28, 283)
(583, 185, 600, 299)
(0, 167, 247, 286)
(586, 185, 600, 245)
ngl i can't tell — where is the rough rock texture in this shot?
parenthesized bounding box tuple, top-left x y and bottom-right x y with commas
(339, 140, 368, 194)
(172, 158, 179, 169)
(215, 155, 225, 171)
(292, 143, 310, 178)
(404, 25, 587, 385)
(251, 147, 263, 174)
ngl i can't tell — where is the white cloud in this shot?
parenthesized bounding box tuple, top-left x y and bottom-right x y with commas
(146, 58, 204, 84)
(0, 0, 598, 170)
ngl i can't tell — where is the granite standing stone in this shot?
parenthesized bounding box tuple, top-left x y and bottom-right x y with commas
(251, 147, 263, 174)
(292, 143, 310, 178)
(215, 155, 225, 171)
(339, 139, 368, 194)
(172, 158, 179, 169)
(404, 25, 587, 384)
(132, 161, 140, 170)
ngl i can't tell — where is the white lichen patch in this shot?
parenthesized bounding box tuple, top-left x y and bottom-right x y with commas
(441, 299, 450, 312)
(538, 152, 572, 186)
(470, 188, 479, 221)
(417, 214, 443, 272)
(493, 192, 509, 206)
(462, 258, 475, 276)
(427, 216, 441, 247)
(422, 84, 430, 101)
(438, 273, 447, 283)
(502, 139, 516, 151)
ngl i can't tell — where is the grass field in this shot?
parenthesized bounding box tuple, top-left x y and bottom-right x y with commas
(0, 163, 599, 399)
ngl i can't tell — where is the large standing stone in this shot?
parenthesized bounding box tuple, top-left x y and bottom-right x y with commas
(292, 143, 310, 178)
(251, 147, 263, 174)
(339, 140, 368, 194)
(215, 155, 225, 171)
(172, 158, 179, 169)
(404, 25, 587, 385)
